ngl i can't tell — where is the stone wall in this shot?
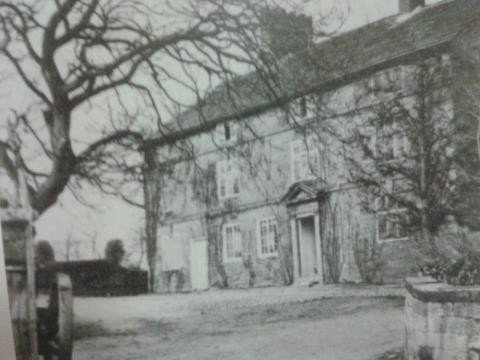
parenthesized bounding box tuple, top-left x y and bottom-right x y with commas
(405, 277, 480, 360)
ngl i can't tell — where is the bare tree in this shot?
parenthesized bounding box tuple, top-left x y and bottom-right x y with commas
(0, 0, 350, 290)
(0, 0, 299, 215)
(0, 0, 308, 291)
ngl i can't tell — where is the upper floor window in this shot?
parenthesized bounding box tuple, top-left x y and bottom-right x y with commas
(376, 196, 408, 242)
(223, 224, 242, 262)
(370, 67, 404, 93)
(376, 117, 408, 162)
(216, 159, 240, 199)
(291, 137, 320, 182)
(257, 217, 279, 258)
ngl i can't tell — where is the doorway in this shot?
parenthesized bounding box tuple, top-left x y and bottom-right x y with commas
(297, 216, 318, 278)
(190, 238, 209, 291)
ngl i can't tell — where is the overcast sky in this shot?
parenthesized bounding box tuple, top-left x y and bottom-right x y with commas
(23, 0, 443, 265)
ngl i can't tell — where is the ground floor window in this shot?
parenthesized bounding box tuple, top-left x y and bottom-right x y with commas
(257, 218, 279, 258)
(223, 224, 242, 262)
(376, 196, 408, 241)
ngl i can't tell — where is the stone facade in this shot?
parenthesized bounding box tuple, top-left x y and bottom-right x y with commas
(151, 67, 426, 292)
(405, 277, 480, 360)
(146, 0, 480, 293)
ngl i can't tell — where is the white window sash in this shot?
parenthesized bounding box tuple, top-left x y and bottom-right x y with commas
(290, 138, 320, 183)
(223, 224, 242, 262)
(377, 118, 408, 162)
(257, 217, 279, 258)
(217, 160, 240, 199)
(376, 196, 409, 242)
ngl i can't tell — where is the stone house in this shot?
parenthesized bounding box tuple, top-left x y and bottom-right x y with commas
(143, 0, 480, 292)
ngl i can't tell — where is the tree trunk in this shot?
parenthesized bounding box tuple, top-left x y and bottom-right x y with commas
(31, 110, 76, 215)
(142, 149, 161, 292)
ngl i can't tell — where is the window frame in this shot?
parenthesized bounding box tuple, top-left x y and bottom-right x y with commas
(256, 217, 279, 259)
(375, 116, 408, 163)
(290, 137, 321, 183)
(375, 196, 409, 242)
(216, 159, 240, 200)
(222, 223, 243, 262)
(369, 67, 404, 93)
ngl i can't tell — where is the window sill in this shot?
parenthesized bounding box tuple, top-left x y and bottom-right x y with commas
(377, 158, 407, 166)
(218, 194, 240, 201)
(258, 253, 279, 260)
(377, 236, 409, 243)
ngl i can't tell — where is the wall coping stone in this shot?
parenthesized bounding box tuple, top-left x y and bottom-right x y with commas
(406, 277, 480, 303)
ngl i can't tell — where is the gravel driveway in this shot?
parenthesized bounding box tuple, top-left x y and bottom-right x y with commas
(72, 285, 405, 360)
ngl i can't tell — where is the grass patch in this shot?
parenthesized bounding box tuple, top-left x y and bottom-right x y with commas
(74, 321, 110, 340)
(232, 296, 404, 327)
(375, 348, 404, 360)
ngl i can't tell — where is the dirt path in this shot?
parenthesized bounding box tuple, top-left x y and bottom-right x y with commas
(72, 287, 404, 360)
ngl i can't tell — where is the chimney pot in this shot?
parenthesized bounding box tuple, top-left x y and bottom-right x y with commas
(399, 0, 425, 13)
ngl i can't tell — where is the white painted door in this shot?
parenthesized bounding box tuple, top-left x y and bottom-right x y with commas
(190, 239, 209, 291)
(298, 216, 317, 278)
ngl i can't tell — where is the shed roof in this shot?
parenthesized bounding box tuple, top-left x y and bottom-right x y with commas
(146, 0, 480, 148)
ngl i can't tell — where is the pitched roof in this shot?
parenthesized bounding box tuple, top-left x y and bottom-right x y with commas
(146, 0, 480, 148)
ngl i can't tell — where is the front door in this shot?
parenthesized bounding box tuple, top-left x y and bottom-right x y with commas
(190, 238, 209, 291)
(298, 216, 318, 278)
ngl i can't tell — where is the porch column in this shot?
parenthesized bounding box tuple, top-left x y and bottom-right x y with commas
(314, 213, 323, 284)
(290, 219, 299, 281)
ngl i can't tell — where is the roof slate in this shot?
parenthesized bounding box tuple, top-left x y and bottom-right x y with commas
(148, 0, 480, 147)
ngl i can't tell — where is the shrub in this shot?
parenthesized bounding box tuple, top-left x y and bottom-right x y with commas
(105, 239, 125, 265)
(417, 230, 480, 286)
(35, 240, 55, 267)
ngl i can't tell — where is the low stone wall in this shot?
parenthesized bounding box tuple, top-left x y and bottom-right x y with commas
(405, 277, 480, 360)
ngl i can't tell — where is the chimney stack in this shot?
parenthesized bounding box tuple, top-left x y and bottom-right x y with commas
(399, 0, 425, 13)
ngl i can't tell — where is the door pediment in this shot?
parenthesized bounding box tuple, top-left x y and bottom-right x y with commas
(282, 180, 327, 206)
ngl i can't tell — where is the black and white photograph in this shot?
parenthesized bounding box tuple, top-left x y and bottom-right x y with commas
(1, 0, 480, 359)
